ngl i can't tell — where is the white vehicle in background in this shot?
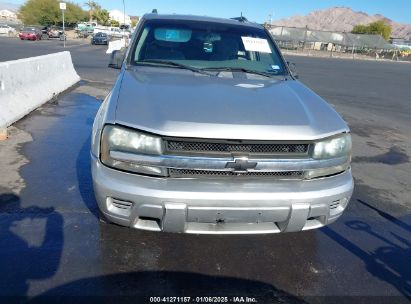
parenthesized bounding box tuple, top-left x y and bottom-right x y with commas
(76, 22, 97, 32)
(0, 24, 16, 37)
(93, 26, 130, 39)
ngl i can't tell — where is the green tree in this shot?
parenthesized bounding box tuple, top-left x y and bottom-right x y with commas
(83, 1, 110, 25)
(84, 0, 97, 22)
(93, 7, 110, 26)
(19, 0, 87, 26)
(352, 20, 392, 40)
(131, 17, 139, 28)
(352, 24, 368, 34)
(19, 0, 59, 25)
(110, 20, 119, 27)
(65, 2, 88, 25)
(368, 20, 392, 40)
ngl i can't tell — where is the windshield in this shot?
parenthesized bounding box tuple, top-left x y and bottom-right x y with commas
(22, 27, 36, 32)
(131, 19, 287, 76)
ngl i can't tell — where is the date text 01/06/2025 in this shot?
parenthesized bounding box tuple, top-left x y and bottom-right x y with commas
(149, 296, 258, 303)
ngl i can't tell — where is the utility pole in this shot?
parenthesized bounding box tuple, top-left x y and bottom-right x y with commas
(60, 2, 66, 48)
(268, 11, 274, 27)
(122, 0, 126, 28)
(352, 42, 355, 59)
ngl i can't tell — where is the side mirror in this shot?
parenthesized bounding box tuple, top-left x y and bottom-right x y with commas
(108, 49, 126, 69)
(287, 61, 299, 79)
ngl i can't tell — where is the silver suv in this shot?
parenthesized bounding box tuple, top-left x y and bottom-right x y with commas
(91, 14, 354, 234)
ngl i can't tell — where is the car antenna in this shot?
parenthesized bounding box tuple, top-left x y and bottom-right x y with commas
(231, 13, 248, 22)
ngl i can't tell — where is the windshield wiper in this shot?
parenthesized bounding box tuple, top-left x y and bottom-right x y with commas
(201, 67, 281, 79)
(137, 60, 213, 76)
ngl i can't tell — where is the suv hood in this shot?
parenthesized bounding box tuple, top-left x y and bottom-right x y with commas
(114, 68, 349, 141)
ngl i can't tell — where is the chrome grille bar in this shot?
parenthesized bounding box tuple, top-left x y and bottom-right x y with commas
(109, 151, 350, 172)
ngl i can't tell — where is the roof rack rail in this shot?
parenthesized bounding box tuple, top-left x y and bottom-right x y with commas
(152, 9, 158, 14)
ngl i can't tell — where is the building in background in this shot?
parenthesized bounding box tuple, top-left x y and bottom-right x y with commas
(268, 25, 394, 52)
(0, 9, 17, 21)
(0, 8, 21, 27)
(391, 38, 411, 49)
(109, 9, 131, 26)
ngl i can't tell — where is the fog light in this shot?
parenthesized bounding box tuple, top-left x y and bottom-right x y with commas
(340, 197, 349, 209)
(305, 163, 349, 179)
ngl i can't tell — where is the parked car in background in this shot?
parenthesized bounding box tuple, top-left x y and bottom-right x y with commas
(76, 22, 97, 32)
(0, 24, 17, 37)
(19, 27, 42, 41)
(40, 26, 64, 39)
(93, 26, 130, 38)
(48, 27, 62, 39)
(40, 26, 50, 39)
(49, 29, 60, 39)
(91, 32, 109, 45)
(78, 29, 94, 38)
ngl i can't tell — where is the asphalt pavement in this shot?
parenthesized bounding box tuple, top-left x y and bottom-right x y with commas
(0, 37, 410, 303)
(0, 37, 119, 84)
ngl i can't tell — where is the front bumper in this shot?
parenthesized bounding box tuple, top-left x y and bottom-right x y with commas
(91, 154, 354, 234)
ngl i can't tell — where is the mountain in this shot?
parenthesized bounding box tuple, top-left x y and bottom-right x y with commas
(272, 7, 411, 40)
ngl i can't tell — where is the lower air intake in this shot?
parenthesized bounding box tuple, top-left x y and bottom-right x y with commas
(169, 169, 304, 179)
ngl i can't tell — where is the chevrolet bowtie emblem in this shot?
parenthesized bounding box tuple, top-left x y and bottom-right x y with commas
(225, 158, 257, 173)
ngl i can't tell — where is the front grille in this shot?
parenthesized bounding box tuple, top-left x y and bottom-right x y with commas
(167, 140, 309, 155)
(169, 169, 304, 179)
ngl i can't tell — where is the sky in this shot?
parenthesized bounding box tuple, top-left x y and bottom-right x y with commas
(4, 0, 411, 24)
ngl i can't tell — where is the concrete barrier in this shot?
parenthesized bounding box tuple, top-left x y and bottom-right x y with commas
(0, 51, 80, 139)
(106, 38, 129, 54)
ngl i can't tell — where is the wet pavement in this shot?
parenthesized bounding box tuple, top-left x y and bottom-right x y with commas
(0, 41, 411, 303)
(0, 86, 409, 304)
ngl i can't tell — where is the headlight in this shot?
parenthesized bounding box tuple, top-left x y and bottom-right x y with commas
(100, 125, 167, 176)
(313, 133, 352, 159)
(306, 133, 352, 179)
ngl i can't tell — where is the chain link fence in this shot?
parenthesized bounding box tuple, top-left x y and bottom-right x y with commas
(267, 25, 410, 62)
